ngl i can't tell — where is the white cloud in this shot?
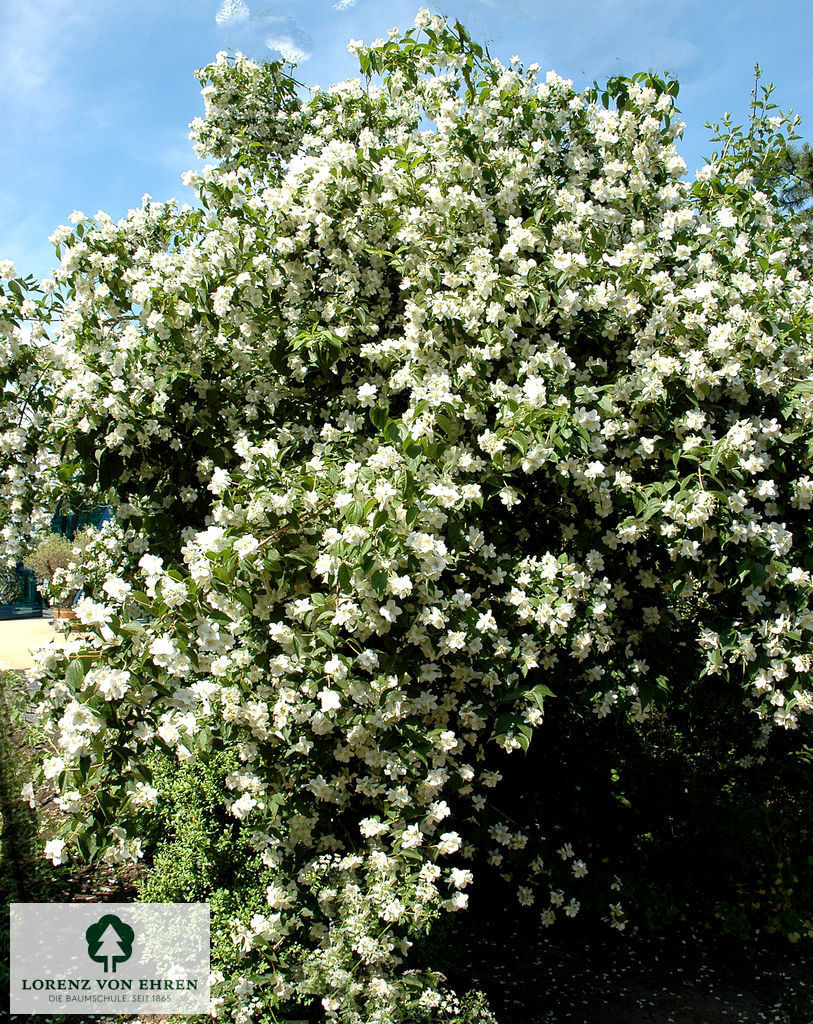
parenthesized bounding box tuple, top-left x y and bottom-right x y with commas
(265, 35, 311, 63)
(333, 0, 357, 10)
(216, 9, 313, 64)
(216, 0, 250, 26)
(0, 0, 102, 127)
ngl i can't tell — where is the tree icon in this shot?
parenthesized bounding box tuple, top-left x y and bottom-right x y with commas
(86, 914, 134, 973)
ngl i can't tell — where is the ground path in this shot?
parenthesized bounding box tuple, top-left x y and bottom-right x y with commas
(0, 615, 67, 671)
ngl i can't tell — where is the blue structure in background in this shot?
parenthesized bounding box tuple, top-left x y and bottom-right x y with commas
(51, 505, 113, 540)
(0, 564, 43, 620)
(0, 506, 112, 620)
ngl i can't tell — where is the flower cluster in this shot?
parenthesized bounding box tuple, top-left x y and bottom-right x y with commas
(4, 10, 813, 1023)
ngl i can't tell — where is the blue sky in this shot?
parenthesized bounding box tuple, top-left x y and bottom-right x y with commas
(2, 0, 811, 281)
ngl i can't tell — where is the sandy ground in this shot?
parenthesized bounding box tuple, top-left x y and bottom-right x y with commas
(0, 615, 67, 671)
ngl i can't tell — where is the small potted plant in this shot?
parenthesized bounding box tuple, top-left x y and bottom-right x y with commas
(22, 533, 78, 619)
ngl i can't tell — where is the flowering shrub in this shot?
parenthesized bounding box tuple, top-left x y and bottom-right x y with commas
(3, 10, 813, 1022)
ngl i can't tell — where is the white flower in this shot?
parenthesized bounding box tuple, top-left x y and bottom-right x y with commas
(266, 883, 293, 909)
(357, 383, 378, 407)
(324, 655, 347, 679)
(359, 817, 389, 838)
(436, 831, 461, 855)
(159, 576, 188, 607)
(427, 800, 450, 822)
(150, 634, 179, 667)
(475, 610, 497, 633)
(436, 730, 458, 752)
(522, 375, 547, 406)
(444, 891, 468, 911)
(450, 867, 473, 888)
(74, 598, 113, 627)
(138, 553, 164, 576)
(42, 756, 65, 780)
(518, 886, 535, 906)
(388, 574, 413, 597)
(133, 781, 159, 808)
(401, 824, 423, 848)
(158, 721, 180, 746)
(230, 793, 259, 819)
(59, 701, 103, 736)
(208, 467, 232, 495)
(92, 668, 131, 700)
(44, 838, 67, 865)
(233, 976, 254, 997)
(318, 689, 341, 714)
(102, 576, 131, 602)
(234, 535, 259, 559)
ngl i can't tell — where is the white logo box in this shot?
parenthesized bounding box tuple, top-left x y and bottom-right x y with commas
(10, 902, 210, 1015)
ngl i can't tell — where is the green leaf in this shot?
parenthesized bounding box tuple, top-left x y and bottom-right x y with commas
(526, 683, 555, 710)
(370, 406, 388, 430)
(337, 563, 352, 591)
(316, 628, 335, 649)
(385, 421, 409, 446)
(344, 501, 365, 524)
(371, 569, 388, 596)
(57, 461, 80, 482)
(66, 660, 86, 690)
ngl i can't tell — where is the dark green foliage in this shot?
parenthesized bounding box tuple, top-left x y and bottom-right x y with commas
(139, 750, 265, 969)
(459, 683, 813, 943)
(0, 672, 58, 1018)
(778, 143, 813, 214)
(137, 750, 316, 1021)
